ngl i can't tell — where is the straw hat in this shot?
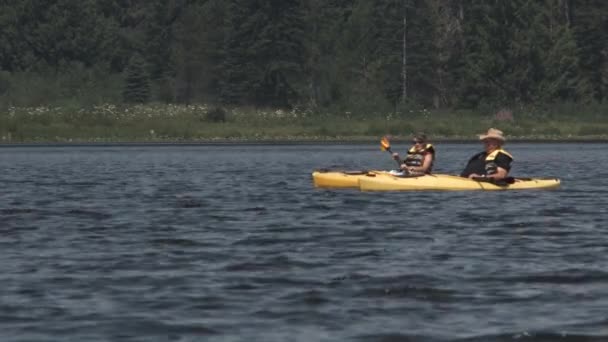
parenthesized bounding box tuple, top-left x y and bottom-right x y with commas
(478, 128, 505, 142)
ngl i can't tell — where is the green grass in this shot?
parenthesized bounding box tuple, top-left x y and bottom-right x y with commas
(1, 103, 607, 143)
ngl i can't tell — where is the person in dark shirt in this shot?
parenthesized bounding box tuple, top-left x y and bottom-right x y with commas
(392, 133, 435, 175)
(460, 128, 513, 180)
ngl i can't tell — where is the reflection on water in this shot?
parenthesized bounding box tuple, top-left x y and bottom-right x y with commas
(1, 143, 607, 342)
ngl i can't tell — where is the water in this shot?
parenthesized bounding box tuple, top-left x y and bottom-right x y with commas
(1, 143, 607, 342)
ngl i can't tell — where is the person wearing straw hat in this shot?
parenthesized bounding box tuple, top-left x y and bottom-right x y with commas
(392, 132, 435, 175)
(460, 128, 513, 180)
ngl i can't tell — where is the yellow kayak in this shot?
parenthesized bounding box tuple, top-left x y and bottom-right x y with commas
(358, 173, 561, 191)
(312, 170, 394, 188)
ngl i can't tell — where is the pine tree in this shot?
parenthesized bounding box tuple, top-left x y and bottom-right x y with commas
(403, 0, 438, 105)
(572, 0, 608, 101)
(252, 0, 306, 107)
(369, 0, 405, 105)
(145, 0, 176, 81)
(220, 0, 306, 108)
(122, 55, 150, 103)
(533, 1, 589, 102)
(427, 0, 466, 107)
(219, 0, 254, 104)
(1, 0, 117, 71)
(301, 0, 355, 108)
(172, 0, 226, 103)
(331, 1, 391, 113)
(458, 1, 507, 107)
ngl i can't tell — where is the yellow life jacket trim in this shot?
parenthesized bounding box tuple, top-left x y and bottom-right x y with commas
(486, 149, 513, 161)
(408, 143, 434, 154)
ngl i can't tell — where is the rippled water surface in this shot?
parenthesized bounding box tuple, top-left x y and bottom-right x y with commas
(1, 143, 607, 342)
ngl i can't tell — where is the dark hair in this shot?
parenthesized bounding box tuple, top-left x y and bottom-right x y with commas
(413, 132, 427, 142)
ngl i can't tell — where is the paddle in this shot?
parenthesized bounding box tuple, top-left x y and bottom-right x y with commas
(315, 168, 369, 175)
(472, 176, 516, 186)
(380, 136, 403, 168)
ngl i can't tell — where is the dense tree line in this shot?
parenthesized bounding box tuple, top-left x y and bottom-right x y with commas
(0, 0, 606, 112)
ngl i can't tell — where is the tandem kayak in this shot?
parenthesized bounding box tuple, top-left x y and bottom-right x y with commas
(358, 173, 561, 191)
(312, 170, 393, 188)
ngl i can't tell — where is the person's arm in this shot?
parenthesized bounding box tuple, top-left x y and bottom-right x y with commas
(485, 167, 508, 180)
(485, 153, 511, 180)
(392, 153, 409, 171)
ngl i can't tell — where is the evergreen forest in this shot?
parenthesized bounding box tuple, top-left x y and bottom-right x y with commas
(1, 0, 607, 141)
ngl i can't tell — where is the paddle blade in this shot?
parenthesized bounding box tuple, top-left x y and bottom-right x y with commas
(380, 136, 391, 151)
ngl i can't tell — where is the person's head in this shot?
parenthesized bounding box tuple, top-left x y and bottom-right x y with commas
(479, 128, 505, 151)
(412, 132, 427, 147)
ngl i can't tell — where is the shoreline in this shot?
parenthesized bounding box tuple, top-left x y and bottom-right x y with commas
(3, 104, 607, 145)
(1, 136, 608, 147)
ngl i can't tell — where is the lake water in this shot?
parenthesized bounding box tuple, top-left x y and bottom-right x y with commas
(1, 143, 607, 342)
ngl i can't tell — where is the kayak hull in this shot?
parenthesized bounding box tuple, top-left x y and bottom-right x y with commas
(358, 174, 561, 191)
(312, 170, 392, 188)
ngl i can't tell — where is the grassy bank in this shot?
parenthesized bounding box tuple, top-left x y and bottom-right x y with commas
(1, 103, 607, 143)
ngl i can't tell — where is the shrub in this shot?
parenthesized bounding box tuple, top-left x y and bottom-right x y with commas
(578, 125, 608, 136)
(206, 107, 226, 122)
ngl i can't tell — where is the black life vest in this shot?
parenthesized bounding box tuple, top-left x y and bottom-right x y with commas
(404, 143, 435, 173)
(461, 149, 513, 177)
(484, 149, 513, 175)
